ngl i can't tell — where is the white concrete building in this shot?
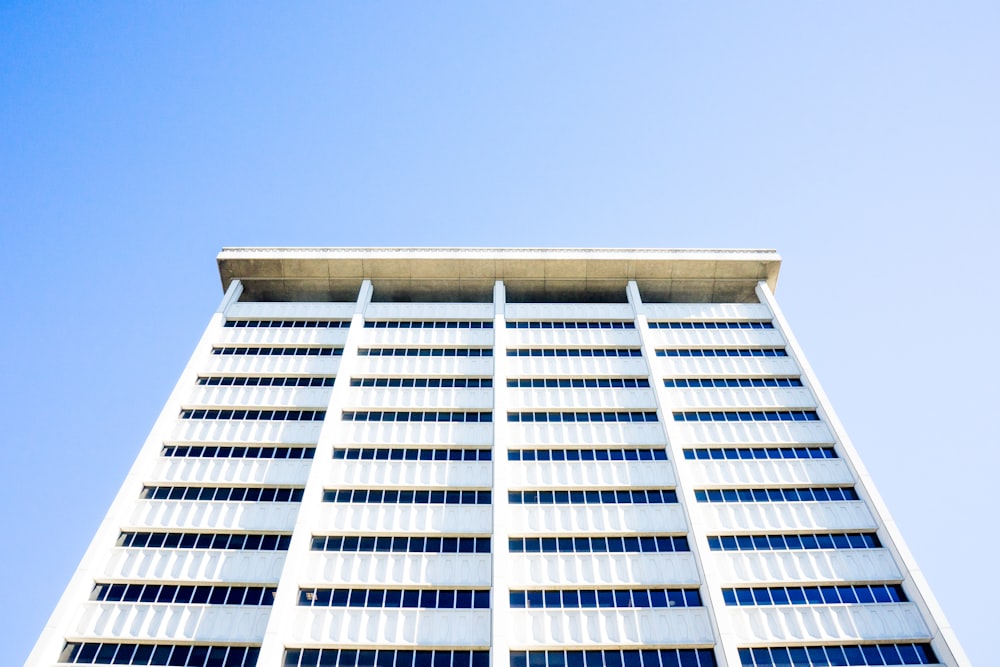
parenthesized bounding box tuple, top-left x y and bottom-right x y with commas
(27, 248, 967, 667)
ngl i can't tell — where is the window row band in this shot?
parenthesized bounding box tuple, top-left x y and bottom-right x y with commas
(350, 377, 492, 388)
(507, 321, 635, 329)
(683, 447, 835, 461)
(509, 411, 658, 423)
(508, 348, 641, 357)
(649, 321, 773, 330)
(723, 583, 906, 607)
(335, 447, 492, 461)
(509, 448, 666, 461)
(695, 487, 858, 503)
(658, 348, 786, 358)
(92, 582, 276, 606)
(312, 535, 490, 553)
(60, 643, 258, 666)
(664, 377, 800, 388)
(708, 532, 881, 552)
(284, 649, 489, 667)
(365, 320, 492, 328)
(509, 489, 677, 504)
(212, 346, 341, 356)
(510, 587, 701, 608)
(738, 643, 935, 666)
(162, 445, 315, 459)
(225, 319, 348, 328)
(181, 409, 326, 421)
(323, 489, 491, 504)
(358, 348, 492, 357)
(673, 410, 818, 423)
(299, 587, 490, 609)
(510, 648, 717, 667)
(509, 378, 649, 388)
(509, 535, 689, 553)
(197, 376, 335, 387)
(343, 411, 492, 423)
(117, 531, 291, 551)
(140, 486, 304, 502)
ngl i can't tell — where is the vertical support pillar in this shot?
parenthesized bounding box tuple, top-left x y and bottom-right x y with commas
(626, 281, 737, 667)
(216, 278, 244, 315)
(490, 280, 512, 667)
(256, 280, 374, 666)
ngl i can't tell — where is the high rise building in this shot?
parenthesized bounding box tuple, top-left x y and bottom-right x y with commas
(28, 248, 967, 667)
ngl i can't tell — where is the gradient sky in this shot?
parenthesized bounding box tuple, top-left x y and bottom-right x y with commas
(2, 3, 997, 665)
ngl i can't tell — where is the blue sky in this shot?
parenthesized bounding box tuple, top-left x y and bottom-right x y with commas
(2, 3, 997, 664)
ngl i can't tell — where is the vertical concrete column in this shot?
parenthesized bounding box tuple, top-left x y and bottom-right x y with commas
(217, 278, 244, 315)
(755, 281, 968, 667)
(256, 279, 374, 665)
(625, 281, 737, 667)
(25, 279, 250, 667)
(490, 280, 512, 667)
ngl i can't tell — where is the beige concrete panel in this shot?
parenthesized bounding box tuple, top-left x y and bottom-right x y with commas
(499, 259, 546, 279)
(281, 259, 330, 278)
(544, 259, 587, 280)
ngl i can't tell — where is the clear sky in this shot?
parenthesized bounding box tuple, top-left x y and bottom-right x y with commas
(2, 3, 996, 664)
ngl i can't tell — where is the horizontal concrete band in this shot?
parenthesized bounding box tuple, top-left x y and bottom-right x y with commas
(217, 248, 781, 304)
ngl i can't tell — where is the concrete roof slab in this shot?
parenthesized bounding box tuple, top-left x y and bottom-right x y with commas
(217, 247, 781, 301)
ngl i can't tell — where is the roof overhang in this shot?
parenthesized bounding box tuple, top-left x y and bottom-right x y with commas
(217, 247, 781, 303)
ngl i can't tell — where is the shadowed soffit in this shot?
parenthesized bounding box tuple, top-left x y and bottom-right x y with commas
(216, 247, 781, 303)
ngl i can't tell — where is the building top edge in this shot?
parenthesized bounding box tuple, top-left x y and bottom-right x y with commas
(216, 247, 782, 299)
(218, 247, 779, 260)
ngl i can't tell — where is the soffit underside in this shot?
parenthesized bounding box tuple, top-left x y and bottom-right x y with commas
(217, 249, 781, 303)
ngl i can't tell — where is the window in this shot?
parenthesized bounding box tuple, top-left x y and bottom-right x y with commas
(212, 346, 342, 356)
(694, 487, 858, 503)
(664, 378, 801, 388)
(510, 588, 700, 608)
(508, 378, 649, 388)
(342, 411, 492, 423)
(350, 377, 492, 388)
(92, 582, 276, 605)
(683, 447, 835, 460)
(180, 409, 326, 421)
(509, 535, 689, 553)
(334, 447, 492, 461)
(116, 531, 291, 551)
(365, 320, 492, 329)
(357, 348, 492, 357)
(284, 649, 490, 667)
(197, 376, 335, 387)
(657, 348, 787, 358)
(225, 319, 349, 328)
(722, 584, 906, 606)
(648, 321, 773, 330)
(508, 411, 657, 423)
(707, 532, 881, 551)
(737, 644, 936, 666)
(139, 486, 304, 502)
(299, 588, 489, 609)
(161, 445, 315, 459)
(673, 410, 818, 423)
(59, 643, 259, 666)
(510, 650, 717, 667)
(312, 535, 490, 553)
(322, 489, 491, 505)
(507, 348, 642, 357)
(508, 448, 666, 461)
(507, 321, 635, 329)
(508, 489, 677, 504)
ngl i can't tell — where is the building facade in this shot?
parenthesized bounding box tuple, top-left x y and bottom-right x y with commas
(28, 248, 967, 667)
